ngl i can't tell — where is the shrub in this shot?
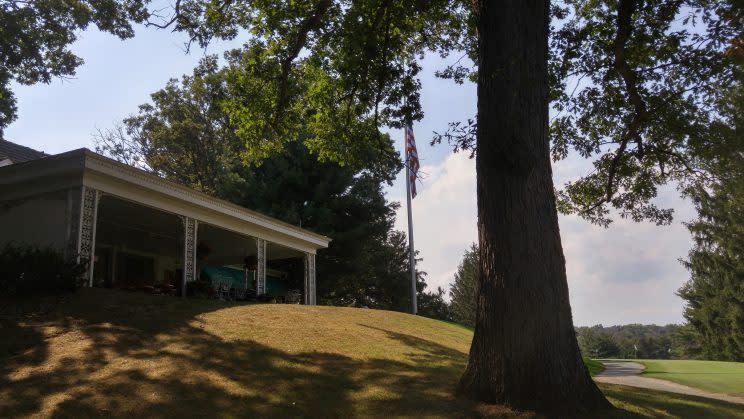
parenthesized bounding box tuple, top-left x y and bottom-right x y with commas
(0, 243, 86, 297)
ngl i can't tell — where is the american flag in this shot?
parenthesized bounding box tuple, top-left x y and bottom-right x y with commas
(404, 125, 419, 198)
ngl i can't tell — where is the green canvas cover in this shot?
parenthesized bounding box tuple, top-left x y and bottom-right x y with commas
(201, 266, 289, 297)
(266, 275, 289, 297)
(201, 266, 249, 289)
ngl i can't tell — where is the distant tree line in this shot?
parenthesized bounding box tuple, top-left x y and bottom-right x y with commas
(575, 324, 703, 360)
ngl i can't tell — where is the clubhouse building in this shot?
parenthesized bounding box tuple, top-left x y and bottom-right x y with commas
(0, 140, 330, 303)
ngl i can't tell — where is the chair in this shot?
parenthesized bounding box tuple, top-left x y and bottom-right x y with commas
(218, 280, 232, 300)
(210, 279, 222, 298)
(232, 286, 248, 301)
(211, 278, 231, 300)
(244, 288, 258, 301)
(285, 289, 302, 304)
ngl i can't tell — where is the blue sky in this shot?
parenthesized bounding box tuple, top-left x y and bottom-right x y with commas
(6, 24, 695, 327)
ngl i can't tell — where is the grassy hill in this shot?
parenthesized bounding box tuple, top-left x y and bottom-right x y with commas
(1, 289, 743, 418)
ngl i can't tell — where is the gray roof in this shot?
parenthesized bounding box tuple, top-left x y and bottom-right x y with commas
(0, 140, 46, 163)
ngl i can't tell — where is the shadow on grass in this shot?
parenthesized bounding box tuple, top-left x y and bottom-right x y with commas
(599, 383, 744, 419)
(10, 290, 736, 418)
(0, 289, 495, 418)
(644, 372, 743, 375)
(359, 323, 468, 361)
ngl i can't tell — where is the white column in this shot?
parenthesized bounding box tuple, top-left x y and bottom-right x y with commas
(256, 238, 267, 295)
(76, 187, 100, 287)
(304, 253, 316, 305)
(181, 217, 198, 297)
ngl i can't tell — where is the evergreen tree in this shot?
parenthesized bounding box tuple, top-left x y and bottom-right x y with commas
(679, 82, 744, 361)
(228, 142, 409, 310)
(670, 324, 704, 360)
(418, 286, 452, 322)
(449, 243, 478, 328)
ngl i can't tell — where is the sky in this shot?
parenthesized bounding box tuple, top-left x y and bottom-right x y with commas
(5, 23, 696, 327)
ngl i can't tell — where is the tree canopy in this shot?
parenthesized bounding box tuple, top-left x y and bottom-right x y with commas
(11, 1, 742, 229)
(550, 0, 743, 226)
(0, 0, 150, 137)
(130, 0, 474, 170)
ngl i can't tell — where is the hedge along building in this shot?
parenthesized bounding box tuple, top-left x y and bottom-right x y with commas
(0, 140, 330, 303)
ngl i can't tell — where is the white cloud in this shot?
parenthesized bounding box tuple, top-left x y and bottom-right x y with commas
(391, 152, 695, 326)
(391, 152, 477, 294)
(561, 199, 694, 326)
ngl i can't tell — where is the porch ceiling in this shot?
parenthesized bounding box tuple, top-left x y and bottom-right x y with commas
(96, 195, 182, 257)
(98, 195, 181, 239)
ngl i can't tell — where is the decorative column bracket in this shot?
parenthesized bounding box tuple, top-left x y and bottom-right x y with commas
(77, 187, 100, 287)
(256, 238, 267, 295)
(181, 216, 198, 297)
(304, 253, 316, 305)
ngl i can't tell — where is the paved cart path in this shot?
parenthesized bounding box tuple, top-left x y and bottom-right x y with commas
(594, 361, 744, 405)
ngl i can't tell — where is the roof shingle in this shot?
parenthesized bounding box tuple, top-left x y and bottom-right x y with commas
(0, 140, 46, 164)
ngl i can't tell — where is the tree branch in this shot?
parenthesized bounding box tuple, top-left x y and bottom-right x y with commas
(606, 0, 648, 202)
(273, 0, 333, 122)
(145, 0, 183, 29)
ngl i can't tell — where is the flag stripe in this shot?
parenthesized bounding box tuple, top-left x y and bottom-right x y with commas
(404, 125, 419, 198)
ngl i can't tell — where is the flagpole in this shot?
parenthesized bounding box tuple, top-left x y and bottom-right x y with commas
(405, 128, 418, 315)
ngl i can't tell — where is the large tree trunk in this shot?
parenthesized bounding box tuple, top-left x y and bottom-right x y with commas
(457, 1, 611, 415)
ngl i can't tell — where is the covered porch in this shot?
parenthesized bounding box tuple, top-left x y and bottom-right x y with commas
(91, 194, 314, 303)
(0, 149, 328, 304)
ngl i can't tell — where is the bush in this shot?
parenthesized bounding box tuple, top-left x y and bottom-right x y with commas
(0, 243, 86, 297)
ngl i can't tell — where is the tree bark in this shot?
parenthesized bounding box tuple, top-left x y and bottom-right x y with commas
(457, 1, 612, 415)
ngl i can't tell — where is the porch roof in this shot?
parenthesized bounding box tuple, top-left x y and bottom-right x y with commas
(0, 148, 331, 254)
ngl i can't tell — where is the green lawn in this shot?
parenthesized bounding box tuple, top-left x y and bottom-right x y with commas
(1, 289, 743, 418)
(602, 383, 744, 419)
(638, 359, 744, 396)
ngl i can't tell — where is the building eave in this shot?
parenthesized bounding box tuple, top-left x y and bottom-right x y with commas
(1, 148, 331, 252)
